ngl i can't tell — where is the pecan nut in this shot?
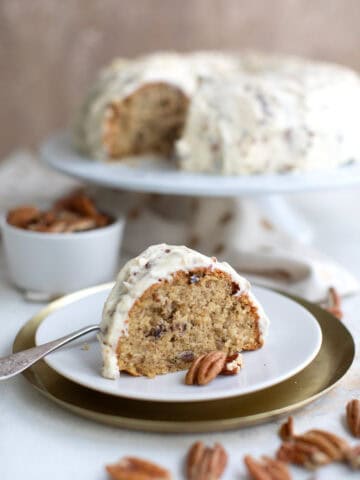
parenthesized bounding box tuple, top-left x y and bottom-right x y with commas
(323, 287, 343, 319)
(278, 417, 295, 442)
(7, 192, 111, 234)
(95, 212, 112, 227)
(106, 456, 172, 480)
(54, 191, 97, 217)
(345, 445, 360, 469)
(277, 440, 328, 470)
(185, 351, 226, 386)
(45, 220, 68, 233)
(346, 399, 360, 437)
(220, 352, 243, 375)
(7, 205, 40, 228)
(244, 455, 291, 480)
(64, 217, 97, 232)
(186, 441, 227, 480)
(277, 428, 349, 469)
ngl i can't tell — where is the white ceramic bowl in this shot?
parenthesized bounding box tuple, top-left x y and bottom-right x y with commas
(0, 213, 125, 295)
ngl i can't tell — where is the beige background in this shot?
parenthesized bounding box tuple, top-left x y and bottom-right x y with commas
(1, 0, 360, 158)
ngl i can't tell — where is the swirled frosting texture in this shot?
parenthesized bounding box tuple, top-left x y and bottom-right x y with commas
(75, 51, 360, 174)
(177, 56, 360, 174)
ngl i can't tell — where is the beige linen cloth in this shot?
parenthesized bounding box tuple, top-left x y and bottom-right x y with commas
(0, 152, 358, 303)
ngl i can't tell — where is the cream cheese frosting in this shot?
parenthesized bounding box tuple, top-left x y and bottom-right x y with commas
(74, 51, 360, 174)
(100, 243, 269, 379)
(74, 52, 237, 160)
(176, 57, 360, 174)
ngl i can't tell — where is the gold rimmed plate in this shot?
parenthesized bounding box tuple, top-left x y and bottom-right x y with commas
(34, 285, 322, 402)
(14, 285, 354, 433)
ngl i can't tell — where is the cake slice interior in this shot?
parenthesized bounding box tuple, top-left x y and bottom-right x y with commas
(102, 82, 189, 159)
(117, 268, 263, 377)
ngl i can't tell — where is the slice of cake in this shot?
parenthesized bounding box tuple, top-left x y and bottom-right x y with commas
(99, 244, 269, 379)
(73, 52, 237, 161)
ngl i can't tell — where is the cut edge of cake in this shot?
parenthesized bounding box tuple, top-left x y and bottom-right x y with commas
(101, 82, 190, 159)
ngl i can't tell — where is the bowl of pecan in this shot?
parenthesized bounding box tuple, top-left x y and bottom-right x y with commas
(0, 192, 124, 295)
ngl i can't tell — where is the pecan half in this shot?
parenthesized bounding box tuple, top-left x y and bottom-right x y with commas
(55, 191, 97, 217)
(64, 217, 97, 232)
(277, 429, 349, 469)
(95, 212, 112, 227)
(185, 351, 226, 386)
(220, 352, 243, 375)
(277, 441, 327, 470)
(7, 205, 40, 228)
(323, 287, 343, 319)
(345, 445, 360, 469)
(186, 441, 227, 480)
(106, 456, 171, 480)
(178, 350, 195, 362)
(278, 417, 295, 442)
(8, 192, 112, 234)
(45, 220, 68, 233)
(244, 455, 291, 480)
(346, 399, 360, 437)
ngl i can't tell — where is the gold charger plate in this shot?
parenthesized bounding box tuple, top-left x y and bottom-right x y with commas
(14, 285, 354, 433)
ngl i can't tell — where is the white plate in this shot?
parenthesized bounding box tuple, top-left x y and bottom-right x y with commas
(35, 285, 322, 402)
(41, 132, 360, 197)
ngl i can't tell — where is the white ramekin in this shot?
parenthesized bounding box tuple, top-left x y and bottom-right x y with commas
(0, 213, 125, 295)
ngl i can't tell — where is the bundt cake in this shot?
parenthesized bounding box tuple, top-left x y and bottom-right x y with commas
(99, 244, 269, 379)
(74, 51, 360, 175)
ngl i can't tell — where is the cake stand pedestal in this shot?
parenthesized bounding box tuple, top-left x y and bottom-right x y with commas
(38, 131, 360, 328)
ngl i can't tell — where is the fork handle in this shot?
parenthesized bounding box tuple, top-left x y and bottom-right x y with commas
(0, 324, 100, 380)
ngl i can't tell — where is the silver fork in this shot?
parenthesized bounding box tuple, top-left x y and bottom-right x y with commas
(0, 324, 100, 380)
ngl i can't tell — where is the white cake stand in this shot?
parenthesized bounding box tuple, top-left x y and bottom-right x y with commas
(41, 131, 360, 242)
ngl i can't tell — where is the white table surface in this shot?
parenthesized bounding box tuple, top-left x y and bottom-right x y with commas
(1, 189, 360, 480)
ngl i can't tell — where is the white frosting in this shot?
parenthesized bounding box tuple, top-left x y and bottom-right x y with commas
(100, 243, 269, 379)
(177, 57, 360, 174)
(74, 51, 360, 174)
(74, 52, 236, 160)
